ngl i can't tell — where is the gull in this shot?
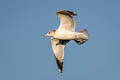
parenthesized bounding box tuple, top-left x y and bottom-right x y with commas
(44, 10, 89, 73)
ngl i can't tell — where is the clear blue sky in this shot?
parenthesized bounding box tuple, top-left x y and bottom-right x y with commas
(0, 0, 120, 80)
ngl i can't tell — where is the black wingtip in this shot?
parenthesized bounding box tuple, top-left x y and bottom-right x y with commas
(56, 10, 77, 16)
(55, 57, 63, 73)
(59, 69, 63, 73)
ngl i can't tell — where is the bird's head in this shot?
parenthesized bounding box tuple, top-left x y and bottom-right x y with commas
(44, 30, 56, 37)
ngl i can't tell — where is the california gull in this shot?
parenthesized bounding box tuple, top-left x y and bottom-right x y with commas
(44, 10, 89, 73)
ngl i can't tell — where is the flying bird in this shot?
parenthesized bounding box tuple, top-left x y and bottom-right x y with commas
(44, 10, 89, 73)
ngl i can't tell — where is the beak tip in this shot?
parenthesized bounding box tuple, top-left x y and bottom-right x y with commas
(43, 34, 47, 37)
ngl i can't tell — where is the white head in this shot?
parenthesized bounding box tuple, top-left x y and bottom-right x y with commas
(44, 30, 56, 37)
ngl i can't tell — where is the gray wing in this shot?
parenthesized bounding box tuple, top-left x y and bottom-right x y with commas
(51, 38, 69, 73)
(56, 10, 77, 32)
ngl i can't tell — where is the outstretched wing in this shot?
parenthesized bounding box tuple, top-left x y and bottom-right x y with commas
(56, 10, 77, 32)
(51, 38, 69, 73)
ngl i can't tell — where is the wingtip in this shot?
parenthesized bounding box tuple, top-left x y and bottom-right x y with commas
(56, 10, 77, 16)
(59, 69, 63, 73)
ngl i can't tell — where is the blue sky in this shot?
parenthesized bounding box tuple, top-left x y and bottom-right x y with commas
(0, 0, 120, 80)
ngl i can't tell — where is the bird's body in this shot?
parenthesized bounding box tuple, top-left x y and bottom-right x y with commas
(44, 10, 89, 73)
(54, 30, 88, 40)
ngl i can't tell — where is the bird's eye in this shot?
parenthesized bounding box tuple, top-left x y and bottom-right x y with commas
(48, 32, 50, 34)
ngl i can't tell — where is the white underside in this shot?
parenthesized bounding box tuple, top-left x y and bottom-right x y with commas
(54, 30, 88, 40)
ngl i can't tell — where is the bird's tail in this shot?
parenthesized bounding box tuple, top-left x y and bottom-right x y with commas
(74, 29, 88, 45)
